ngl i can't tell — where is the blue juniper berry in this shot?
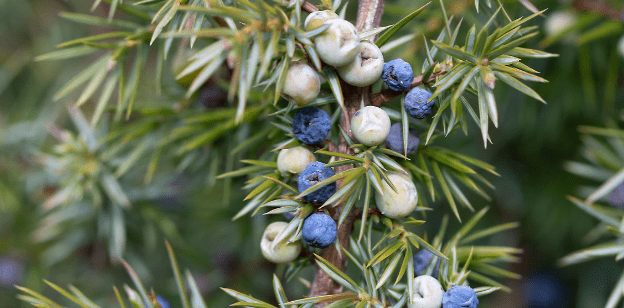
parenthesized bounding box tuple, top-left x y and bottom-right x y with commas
(382, 59, 414, 91)
(302, 213, 337, 248)
(292, 107, 331, 144)
(298, 162, 336, 203)
(0, 257, 24, 287)
(442, 286, 479, 308)
(156, 296, 170, 308)
(386, 123, 420, 155)
(608, 183, 624, 209)
(405, 88, 436, 119)
(413, 249, 439, 278)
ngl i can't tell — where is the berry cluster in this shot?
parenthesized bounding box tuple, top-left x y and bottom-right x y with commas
(409, 275, 479, 308)
(262, 9, 442, 279)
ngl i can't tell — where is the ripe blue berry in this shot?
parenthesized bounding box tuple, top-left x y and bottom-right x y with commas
(382, 59, 414, 91)
(283, 212, 296, 221)
(405, 88, 436, 119)
(523, 272, 569, 308)
(0, 257, 23, 287)
(386, 123, 420, 155)
(298, 162, 336, 203)
(292, 107, 331, 145)
(302, 213, 337, 248)
(413, 249, 439, 278)
(608, 183, 624, 209)
(442, 286, 479, 308)
(156, 295, 170, 308)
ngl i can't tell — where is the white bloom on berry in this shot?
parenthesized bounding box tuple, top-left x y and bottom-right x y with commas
(314, 19, 360, 67)
(337, 41, 384, 87)
(260, 222, 301, 263)
(351, 106, 391, 146)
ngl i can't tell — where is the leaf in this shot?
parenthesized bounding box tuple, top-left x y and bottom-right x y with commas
(35, 46, 99, 61)
(567, 196, 620, 228)
(296, 168, 359, 200)
(152, 1, 180, 45)
(432, 162, 460, 221)
(42, 281, 92, 308)
(59, 12, 142, 30)
(314, 254, 364, 293)
(221, 288, 274, 306)
(460, 222, 520, 244)
(185, 271, 208, 308)
(576, 21, 624, 46)
(54, 56, 110, 100)
(101, 171, 131, 209)
(431, 41, 478, 63)
(165, 241, 191, 308)
(323, 66, 346, 114)
(494, 71, 545, 103)
(273, 275, 288, 306)
(375, 250, 403, 289)
(586, 168, 624, 205)
(121, 260, 152, 308)
(559, 242, 624, 266)
(605, 270, 624, 308)
(375, 2, 431, 46)
(369, 240, 405, 267)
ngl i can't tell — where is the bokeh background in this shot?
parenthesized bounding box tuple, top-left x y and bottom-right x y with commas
(1, 0, 624, 307)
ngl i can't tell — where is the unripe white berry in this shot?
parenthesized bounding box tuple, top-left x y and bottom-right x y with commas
(277, 146, 316, 175)
(282, 62, 321, 106)
(618, 35, 624, 60)
(314, 19, 360, 67)
(374, 172, 418, 218)
(260, 222, 302, 263)
(408, 275, 444, 308)
(544, 11, 576, 37)
(351, 106, 391, 146)
(337, 41, 384, 87)
(304, 10, 339, 31)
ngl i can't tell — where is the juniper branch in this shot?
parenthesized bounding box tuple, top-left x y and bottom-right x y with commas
(307, 0, 386, 305)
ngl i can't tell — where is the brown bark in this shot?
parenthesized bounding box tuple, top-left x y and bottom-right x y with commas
(306, 0, 386, 306)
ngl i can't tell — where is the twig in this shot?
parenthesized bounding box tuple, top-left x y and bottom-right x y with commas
(370, 67, 449, 107)
(302, 1, 319, 13)
(571, 0, 622, 21)
(307, 0, 386, 306)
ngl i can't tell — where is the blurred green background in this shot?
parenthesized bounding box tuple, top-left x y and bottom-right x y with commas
(1, 0, 624, 307)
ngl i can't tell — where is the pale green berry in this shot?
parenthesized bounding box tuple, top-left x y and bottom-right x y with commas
(282, 62, 321, 106)
(409, 275, 444, 308)
(374, 172, 418, 218)
(618, 35, 624, 60)
(337, 41, 384, 87)
(277, 146, 316, 175)
(314, 19, 360, 67)
(260, 222, 302, 263)
(351, 106, 391, 146)
(304, 10, 339, 31)
(544, 11, 576, 37)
